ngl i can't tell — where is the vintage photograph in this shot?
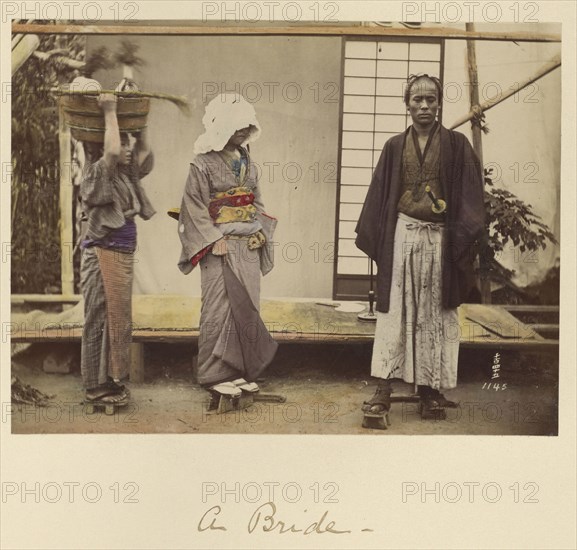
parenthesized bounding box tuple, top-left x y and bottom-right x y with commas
(9, 19, 561, 436)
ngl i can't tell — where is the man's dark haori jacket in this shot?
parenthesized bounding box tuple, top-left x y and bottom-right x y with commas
(355, 125, 486, 313)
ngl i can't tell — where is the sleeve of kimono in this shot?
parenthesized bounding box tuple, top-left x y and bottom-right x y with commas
(177, 162, 224, 273)
(250, 166, 278, 276)
(250, 169, 267, 213)
(80, 158, 114, 207)
(249, 161, 277, 232)
(455, 135, 486, 264)
(126, 142, 156, 220)
(355, 142, 389, 261)
(131, 142, 154, 180)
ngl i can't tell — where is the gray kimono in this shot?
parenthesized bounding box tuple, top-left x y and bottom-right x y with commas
(177, 150, 278, 386)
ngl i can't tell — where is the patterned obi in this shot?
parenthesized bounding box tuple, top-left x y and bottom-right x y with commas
(209, 186, 257, 224)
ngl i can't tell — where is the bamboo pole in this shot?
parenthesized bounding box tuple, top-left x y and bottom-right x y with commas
(33, 51, 85, 70)
(54, 87, 190, 114)
(465, 23, 491, 304)
(11, 34, 40, 76)
(11, 23, 561, 42)
(58, 103, 75, 296)
(450, 53, 561, 129)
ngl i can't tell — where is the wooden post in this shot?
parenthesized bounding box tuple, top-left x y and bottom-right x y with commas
(130, 343, 145, 383)
(466, 25, 483, 166)
(466, 23, 491, 304)
(58, 103, 75, 296)
(191, 352, 199, 384)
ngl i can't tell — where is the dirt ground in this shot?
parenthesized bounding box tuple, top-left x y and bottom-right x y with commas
(10, 342, 558, 435)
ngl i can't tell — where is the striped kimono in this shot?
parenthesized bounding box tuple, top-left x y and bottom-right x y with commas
(79, 147, 154, 388)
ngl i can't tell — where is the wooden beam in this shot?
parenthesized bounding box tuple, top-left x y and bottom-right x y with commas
(9, 326, 560, 350)
(531, 323, 559, 332)
(11, 23, 561, 42)
(11, 294, 81, 304)
(465, 23, 491, 305)
(502, 305, 559, 313)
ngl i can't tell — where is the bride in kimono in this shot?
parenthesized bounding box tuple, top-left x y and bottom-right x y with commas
(177, 94, 278, 398)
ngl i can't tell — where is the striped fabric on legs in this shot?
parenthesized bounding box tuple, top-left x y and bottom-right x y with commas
(80, 247, 108, 388)
(96, 247, 134, 382)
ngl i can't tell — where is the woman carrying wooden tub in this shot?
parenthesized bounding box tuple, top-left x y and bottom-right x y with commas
(79, 89, 155, 408)
(177, 93, 278, 403)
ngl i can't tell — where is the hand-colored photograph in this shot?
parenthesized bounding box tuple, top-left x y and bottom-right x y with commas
(9, 20, 561, 436)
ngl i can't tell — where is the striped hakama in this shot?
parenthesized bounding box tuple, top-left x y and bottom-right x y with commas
(371, 213, 460, 390)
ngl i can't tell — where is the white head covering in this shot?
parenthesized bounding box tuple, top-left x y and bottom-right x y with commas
(193, 93, 261, 155)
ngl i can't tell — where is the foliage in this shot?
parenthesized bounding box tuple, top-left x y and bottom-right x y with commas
(114, 40, 145, 67)
(484, 167, 557, 254)
(483, 166, 558, 289)
(11, 38, 147, 294)
(11, 34, 85, 293)
(82, 45, 114, 77)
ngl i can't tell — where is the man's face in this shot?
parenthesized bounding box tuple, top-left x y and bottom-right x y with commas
(407, 78, 440, 126)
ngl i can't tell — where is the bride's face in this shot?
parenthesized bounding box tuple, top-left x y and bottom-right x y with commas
(227, 125, 255, 147)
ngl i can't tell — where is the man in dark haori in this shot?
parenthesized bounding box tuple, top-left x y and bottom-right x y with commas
(355, 74, 486, 421)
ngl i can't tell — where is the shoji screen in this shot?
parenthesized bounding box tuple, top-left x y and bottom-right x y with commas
(334, 38, 443, 299)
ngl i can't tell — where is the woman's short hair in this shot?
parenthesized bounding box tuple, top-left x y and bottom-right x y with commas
(403, 74, 443, 105)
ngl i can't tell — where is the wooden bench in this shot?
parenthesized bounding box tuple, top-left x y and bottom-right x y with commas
(9, 295, 558, 382)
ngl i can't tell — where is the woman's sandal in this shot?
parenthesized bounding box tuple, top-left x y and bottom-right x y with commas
(84, 385, 129, 415)
(208, 382, 242, 398)
(86, 383, 129, 404)
(231, 378, 260, 393)
(104, 378, 131, 396)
